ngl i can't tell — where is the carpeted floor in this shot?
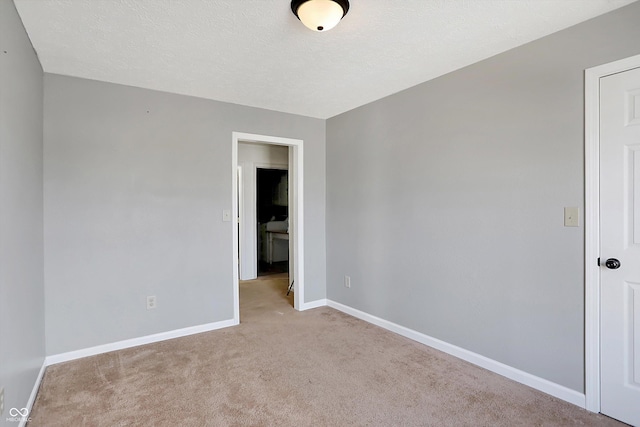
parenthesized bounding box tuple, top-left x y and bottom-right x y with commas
(28, 275, 622, 426)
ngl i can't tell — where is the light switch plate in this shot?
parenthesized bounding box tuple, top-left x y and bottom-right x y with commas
(222, 210, 231, 222)
(564, 207, 579, 227)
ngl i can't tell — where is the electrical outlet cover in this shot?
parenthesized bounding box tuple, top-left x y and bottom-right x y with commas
(147, 296, 157, 310)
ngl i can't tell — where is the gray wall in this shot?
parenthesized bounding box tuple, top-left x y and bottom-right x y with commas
(0, 0, 45, 419)
(44, 74, 326, 355)
(326, 2, 640, 393)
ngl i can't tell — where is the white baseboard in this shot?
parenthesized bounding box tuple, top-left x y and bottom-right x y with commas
(300, 298, 327, 311)
(17, 360, 47, 427)
(46, 318, 237, 366)
(326, 299, 586, 408)
(38, 301, 586, 410)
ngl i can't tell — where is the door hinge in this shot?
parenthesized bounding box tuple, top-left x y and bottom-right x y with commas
(597, 257, 600, 266)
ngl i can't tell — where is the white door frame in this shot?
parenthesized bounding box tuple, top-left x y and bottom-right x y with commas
(237, 165, 243, 278)
(584, 53, 640, 413)
(232, 132, 304, 322)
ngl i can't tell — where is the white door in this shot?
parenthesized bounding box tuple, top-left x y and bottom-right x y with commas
(600, 66, 640, 426)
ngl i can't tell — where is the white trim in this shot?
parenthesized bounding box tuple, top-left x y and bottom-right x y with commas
(237, 165, 243, 279)
(232, 132, 305, 317)
(299, 299, 327, 311)
(326, 300, 586, 408)
(232, 137, 240, 323)
(18, 360, 47, 427)
(45, 319, 236, 366)
(584, 53, 640, 413)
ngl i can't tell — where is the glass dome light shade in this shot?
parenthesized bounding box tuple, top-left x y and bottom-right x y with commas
(292, 0, 349, 32)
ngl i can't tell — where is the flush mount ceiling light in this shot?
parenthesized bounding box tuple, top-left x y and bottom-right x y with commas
(291, 0, 350, 32)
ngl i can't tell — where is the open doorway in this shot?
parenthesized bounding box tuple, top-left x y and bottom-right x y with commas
(237, 143, 288, 281)
(232, 132, 305, 323)
(257, 168, 289, 277)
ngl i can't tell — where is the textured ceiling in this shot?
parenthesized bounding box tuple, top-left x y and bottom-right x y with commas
(14, 0, 637, 119)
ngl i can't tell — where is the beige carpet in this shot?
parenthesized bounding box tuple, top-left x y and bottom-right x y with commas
(29, 275, 621, 426)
